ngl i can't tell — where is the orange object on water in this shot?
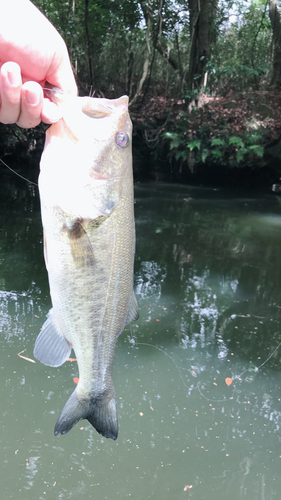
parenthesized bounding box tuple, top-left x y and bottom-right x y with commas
(73, 377, 79, 384)
(225, 377, 232, 386)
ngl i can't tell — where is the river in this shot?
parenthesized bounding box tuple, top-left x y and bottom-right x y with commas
(0, 173, 280, 499)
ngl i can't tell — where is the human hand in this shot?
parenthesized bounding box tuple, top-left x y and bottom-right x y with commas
(0, 0, 77, 128)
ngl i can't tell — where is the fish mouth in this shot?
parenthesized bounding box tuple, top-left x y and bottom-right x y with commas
(89, 172, 127, 181)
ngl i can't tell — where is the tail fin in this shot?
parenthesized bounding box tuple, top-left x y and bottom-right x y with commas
(54, 388, 118, 440)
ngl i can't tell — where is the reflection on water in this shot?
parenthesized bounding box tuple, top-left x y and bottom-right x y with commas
(0, 174, 281, 499)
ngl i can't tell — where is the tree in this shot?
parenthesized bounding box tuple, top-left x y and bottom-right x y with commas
(269, 0, 281, 87)
(187, 0, 218, 98)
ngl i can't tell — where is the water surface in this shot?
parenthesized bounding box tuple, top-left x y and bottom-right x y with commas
(0, 174, 281, 499)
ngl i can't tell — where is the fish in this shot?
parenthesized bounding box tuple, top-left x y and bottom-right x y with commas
(34, 88, 139, 440)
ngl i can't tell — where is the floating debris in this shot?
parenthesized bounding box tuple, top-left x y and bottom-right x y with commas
(18, 350, 36, 363)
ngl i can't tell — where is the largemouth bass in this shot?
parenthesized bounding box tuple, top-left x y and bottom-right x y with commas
(34, 89, 138, 440)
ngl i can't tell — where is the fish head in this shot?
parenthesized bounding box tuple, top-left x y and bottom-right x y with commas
(39, 89, 132, 220)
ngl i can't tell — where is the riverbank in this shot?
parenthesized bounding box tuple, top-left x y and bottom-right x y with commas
(1, 90, 281, 189)
(131, 89, 281, 188)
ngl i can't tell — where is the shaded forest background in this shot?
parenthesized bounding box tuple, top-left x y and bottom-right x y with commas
(2, 0, 281, 186)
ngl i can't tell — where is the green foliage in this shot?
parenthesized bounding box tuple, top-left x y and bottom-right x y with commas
(228, 136, 245, 147)
(31, 0, 275, 97)
(163, 110, 265, 169)
(33, 0, 143, 94)
(211, 138, 225, 147)
(163, 132, 182, 150)
(209, 0, 272, 91)
(1, 0, 279, 180)
(188, 139, 201, 151)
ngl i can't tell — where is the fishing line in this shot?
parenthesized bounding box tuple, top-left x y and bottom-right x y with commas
(0, 87, 62, 186)
(133, 338, 281, 404)
(196, 382, 231, 403)
(0, 88, 70, 187)
(0, 158, 38, 186)
(198, 341, 281, 403)
(42, 86, 63, 93)
(135, 342, 189, 389)
(135, 341, 230, 402)
(237, 341, 281, 378)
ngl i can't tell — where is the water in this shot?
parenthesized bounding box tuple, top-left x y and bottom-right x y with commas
(0, 173, 281, 499)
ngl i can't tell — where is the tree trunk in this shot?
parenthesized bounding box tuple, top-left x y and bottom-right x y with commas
(139, 0, 179, 71)
(85, 0, 94, 86)
(187, 0, 218, 103)
(269, 0, 281, 88)
(129, 2, 151, 107)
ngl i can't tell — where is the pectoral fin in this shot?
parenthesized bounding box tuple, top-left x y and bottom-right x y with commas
(64, 218, 95, 266)
(34, 309, 71, 367)
(43, 230, 48, 270)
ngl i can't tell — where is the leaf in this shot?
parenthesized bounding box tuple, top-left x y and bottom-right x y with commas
(163, 132, 182, 150)
(211, 150, 223, 159)
(188, 139, 201, 151)
(211, 138, 225, 147)
(201, 149, 209, 163)
(163, 132, 179, 140)
(248, 145, 264, 157)
(170, 139, 181, 149)
(247, 133, 262, 144)
(175, 150, 186, 161)
(236, 149, 246, 163)
(229, 136, 245, 148)
(225, 377, 232, 386)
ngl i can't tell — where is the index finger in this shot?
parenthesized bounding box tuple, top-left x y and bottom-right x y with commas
(44, 42, 77, 97)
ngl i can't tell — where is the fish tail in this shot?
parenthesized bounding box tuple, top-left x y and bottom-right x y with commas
(54, 388, 118, 440)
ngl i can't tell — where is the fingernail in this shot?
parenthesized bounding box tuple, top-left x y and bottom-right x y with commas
(7, 67, 21, 87)
(26, 89, 40, 105)
(42, 100, 62, 122)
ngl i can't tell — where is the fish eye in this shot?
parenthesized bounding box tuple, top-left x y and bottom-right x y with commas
(116, 131, 129, 148)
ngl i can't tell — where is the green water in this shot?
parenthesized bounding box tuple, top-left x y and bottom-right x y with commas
(0, 174, 281, 499)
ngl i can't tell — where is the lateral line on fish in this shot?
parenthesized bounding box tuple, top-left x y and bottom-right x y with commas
(0, 158, 38, 186)
(100, 232, 117, 343)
